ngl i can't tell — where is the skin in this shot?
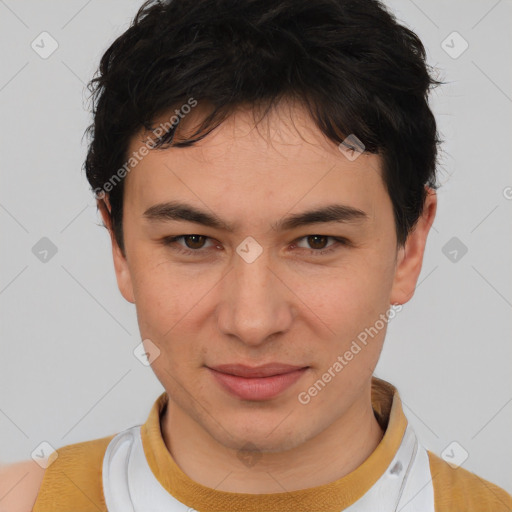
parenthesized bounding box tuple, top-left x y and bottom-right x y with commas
(0, 460, 45, 511)
(99, 99, 437, 493)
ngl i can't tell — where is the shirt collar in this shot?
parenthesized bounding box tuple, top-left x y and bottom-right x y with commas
(140, 377, 407, 512)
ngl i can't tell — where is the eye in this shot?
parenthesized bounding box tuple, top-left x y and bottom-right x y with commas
(162, 234, 218, 255)
(162, 234, 349, 257)
(292, 235, 348, 256)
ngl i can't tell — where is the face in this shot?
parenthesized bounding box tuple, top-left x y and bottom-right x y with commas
(103, 100, 436, 453)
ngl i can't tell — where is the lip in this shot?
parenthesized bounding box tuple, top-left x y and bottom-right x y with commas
(207, 364, 309, 401)
(209, 363, 307, 378)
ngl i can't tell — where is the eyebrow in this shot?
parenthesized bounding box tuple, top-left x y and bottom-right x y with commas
(143, 201, 368, 232)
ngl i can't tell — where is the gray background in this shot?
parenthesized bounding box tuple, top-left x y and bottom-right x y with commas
(1, 0, 511, 495)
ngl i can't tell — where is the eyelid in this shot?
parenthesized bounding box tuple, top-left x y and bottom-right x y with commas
(163, 234, 351, 255)
(293, 235, 339, 250)
(162, 235, 219, 251)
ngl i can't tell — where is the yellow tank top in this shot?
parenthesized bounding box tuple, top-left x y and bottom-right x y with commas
(32, 378, 512, 511)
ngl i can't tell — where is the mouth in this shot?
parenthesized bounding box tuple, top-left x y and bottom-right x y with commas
(206, 363, 309, 401)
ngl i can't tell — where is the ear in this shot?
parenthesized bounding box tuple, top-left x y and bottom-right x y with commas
(390, 187, 437, 305)
(98, 196, 136, 304)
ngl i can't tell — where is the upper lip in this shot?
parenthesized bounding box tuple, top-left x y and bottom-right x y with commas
(208, 363, 308, 378)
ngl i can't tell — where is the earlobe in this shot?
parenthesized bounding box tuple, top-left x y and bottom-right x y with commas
(97, 197, 136, 304)
(390, 188, 437, 305)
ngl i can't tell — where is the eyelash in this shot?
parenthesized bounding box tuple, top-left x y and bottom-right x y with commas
(161, 235, 350, 257)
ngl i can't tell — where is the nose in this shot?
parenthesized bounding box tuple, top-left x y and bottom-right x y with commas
(216, 245, 294, 347)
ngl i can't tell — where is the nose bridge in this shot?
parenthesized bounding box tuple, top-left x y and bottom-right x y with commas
(217, 239, 291, 345)
(235, 245, 272, 303)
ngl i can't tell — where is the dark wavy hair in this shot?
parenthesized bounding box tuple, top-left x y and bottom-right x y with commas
(84, 0, 442, 254)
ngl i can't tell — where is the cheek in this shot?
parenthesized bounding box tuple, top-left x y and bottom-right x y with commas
(130, 252, 220, 351)
(298, 256, 397, 369)
(299, 254, 395, 329)
(132, 265, 203, 382)
(130, 255, 187, 338)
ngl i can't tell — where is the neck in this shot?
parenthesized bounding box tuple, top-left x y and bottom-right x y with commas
(160, 390, 384, 493)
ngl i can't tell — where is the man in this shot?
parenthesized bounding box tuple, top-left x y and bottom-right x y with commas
(1, 0, 511, 510)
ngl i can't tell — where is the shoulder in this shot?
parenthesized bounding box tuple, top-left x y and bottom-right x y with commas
(0, 460, 45, 512)
(427, 450, 512, 511)
(0, 434, 116, 512)
(31, 434, 116, 512)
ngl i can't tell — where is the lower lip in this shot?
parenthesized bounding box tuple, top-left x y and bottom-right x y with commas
(208, 367, 308, 401)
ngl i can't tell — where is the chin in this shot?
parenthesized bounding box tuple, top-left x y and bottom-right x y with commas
(215, 422, 311, 455)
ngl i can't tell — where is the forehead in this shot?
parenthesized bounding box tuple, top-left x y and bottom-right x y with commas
(123, 100, 388, 226)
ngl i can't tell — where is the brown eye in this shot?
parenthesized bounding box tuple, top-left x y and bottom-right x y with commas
(293, 235, 348, 256)
(181, 235, 207, 249)
(306, 235, 329, 250)
(295, 235, 337, 251)
(162, 234, 217, 255)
